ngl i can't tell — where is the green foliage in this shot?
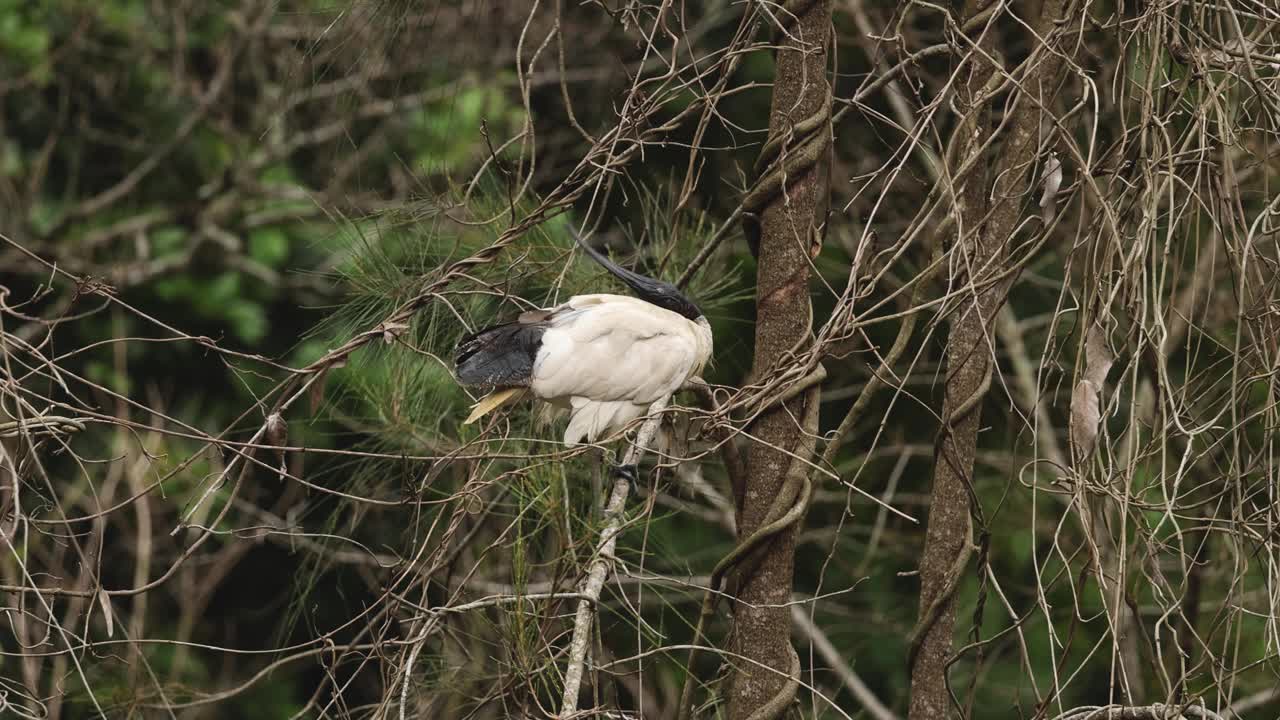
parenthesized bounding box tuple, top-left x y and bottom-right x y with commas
(0, 0, 51, 72)
(152, 271, 269, 344)
(249, 228, 291, 267)
(408, 81, 525, 169)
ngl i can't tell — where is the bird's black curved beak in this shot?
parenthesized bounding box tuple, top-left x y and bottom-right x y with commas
(571, 228, 703, 321)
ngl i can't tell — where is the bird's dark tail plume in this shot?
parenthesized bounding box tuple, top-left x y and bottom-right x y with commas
(454, 321, 547, 387)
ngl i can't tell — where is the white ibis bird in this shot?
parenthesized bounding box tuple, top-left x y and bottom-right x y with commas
(454, 232, 712, 451)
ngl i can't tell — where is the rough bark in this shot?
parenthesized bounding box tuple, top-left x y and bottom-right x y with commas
(906, 0, 1068, 717)
(725, 0, 832, 717)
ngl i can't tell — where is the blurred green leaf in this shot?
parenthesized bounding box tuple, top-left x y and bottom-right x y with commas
(152, 226, 188, 256)
(1, 139, 21, 177)
(226, 299, 268, 343)
(249, 227, 290, 267)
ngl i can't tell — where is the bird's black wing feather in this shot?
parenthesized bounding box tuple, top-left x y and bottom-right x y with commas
(454, 318, 550, 388)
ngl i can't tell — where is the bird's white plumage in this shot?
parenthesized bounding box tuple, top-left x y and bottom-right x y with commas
(529, 294, 712, 445)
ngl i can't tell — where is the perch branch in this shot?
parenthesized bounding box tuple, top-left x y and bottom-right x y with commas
(558, 396, 669, 717)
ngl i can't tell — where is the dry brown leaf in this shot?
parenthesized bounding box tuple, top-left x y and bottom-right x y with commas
(380, 321, 410, 345)
(1083, 324, 1114, 387)
(265, 412, 288, 447)
(307, 357, 347, 415)
(1039, 152, 1063, 225)
(1070, 379, 1101, 457)
(1071, 325, 1113, 459)
(97, 588, 114, 638)
(308, 374, 327, 415)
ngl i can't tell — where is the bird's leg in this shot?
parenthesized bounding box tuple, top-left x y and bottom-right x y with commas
(607, 398, 669, 495)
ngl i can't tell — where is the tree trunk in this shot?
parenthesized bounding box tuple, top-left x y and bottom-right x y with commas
(726, 0, 832, 717)
(907, 0, 1068, 717)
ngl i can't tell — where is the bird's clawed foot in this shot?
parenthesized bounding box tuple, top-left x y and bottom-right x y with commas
(611, 462, 640, 491)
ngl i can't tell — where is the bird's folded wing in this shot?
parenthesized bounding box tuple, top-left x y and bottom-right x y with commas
(532, 302, 697, 404)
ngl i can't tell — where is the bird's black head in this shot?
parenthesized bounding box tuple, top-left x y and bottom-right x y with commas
(572, 229, 703, 321)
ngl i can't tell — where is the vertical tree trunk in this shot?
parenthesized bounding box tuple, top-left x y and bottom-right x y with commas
(907, 0, 1067, 717)
(727, 0, 832, 717)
